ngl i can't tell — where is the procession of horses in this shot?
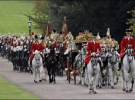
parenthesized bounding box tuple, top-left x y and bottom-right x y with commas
(0, 28, 135, 94)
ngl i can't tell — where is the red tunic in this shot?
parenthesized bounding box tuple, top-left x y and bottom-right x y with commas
(84, 41, 102, 63)
(29, 42, 43, 60)
(120, 36, 135, 58)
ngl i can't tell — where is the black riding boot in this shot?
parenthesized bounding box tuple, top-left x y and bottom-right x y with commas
(82, 63, 87, 74)
(118, 57, 123, 71)
(30, 60, 32, 67)
(118, 63, 121, 71)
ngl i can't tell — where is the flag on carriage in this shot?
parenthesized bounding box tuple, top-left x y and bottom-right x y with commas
(46, 21, 51, 37)
(62, 16, 68, 36)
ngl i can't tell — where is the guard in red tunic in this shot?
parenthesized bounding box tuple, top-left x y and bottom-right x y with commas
(83, 33, 102, 74)
(84, 34, 102, 63)
(29, 35, 43, 66)
(119, 29, 135, 70)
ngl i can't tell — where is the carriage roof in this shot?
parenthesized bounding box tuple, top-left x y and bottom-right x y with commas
(74, 30, 94, 44)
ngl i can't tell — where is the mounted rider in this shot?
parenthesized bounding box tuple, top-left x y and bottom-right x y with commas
(109, 35, 119, 56)
(99, 34, 110, 50)
(63, 32, 74, 55)
(29, 35, 43, 67)
(83, 33, 102, 73)
(119, 29, 135, 71)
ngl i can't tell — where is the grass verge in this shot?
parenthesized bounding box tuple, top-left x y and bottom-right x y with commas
(0, 76, 39, 99)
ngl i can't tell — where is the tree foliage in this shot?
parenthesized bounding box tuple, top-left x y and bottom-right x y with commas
(126, 7, 135, 37)
(47, 0, 135, 42)
(30, 0, 135, 41)
(27, 0, 49, 36)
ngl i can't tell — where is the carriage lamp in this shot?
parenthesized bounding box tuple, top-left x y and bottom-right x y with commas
(27, 16, 32, 36)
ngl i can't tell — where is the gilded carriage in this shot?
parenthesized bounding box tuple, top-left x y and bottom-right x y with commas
(75, 30, 94, 43)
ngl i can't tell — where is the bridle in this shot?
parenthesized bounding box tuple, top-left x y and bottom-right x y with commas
(108, 47, 118, 68)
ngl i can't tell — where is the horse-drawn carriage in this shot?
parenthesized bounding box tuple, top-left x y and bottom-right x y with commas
(65, 30, 95, 84)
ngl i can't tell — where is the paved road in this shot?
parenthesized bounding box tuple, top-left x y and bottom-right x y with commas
(0, 56, 135, 99)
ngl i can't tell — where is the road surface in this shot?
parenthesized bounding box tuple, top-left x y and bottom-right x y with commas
(0, 57, 135, 99)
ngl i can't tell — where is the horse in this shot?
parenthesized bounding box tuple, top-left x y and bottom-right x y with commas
(56, 44, 65, 76)
(121, 44, 135, 92)
(73, 44, 87, 85)
(21, 45, 29, 72)
(87, 52, 101, 94)
(107, 46, 119, 89)
(28, 50, 46, 83)
(100, 46, 109, 86)
(16, 45, 23, 72)
(11, 46, 18, 71)
(45, 45, 57, 83)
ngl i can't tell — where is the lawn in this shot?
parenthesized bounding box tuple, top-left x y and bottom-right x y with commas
(0, 0, 35, 36)
(0, 76, 39, 99)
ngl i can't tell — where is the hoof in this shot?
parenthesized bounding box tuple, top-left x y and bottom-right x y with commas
(130, 88, 133, 92)
(123, 87, 126, 91)
(93, 91, 97, 94)
(89, 90, 92, 94)
(102, 83, 106, 86)
(99, 86, 102, 88)
(114, 82, 117, 85)
(111, 86, 114, 89)
(126, 90, 129, 93)
(34, 80, 37, 83)
(39, 80, 42, 82)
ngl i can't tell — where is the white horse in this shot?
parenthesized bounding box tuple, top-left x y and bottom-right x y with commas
(87, 52, 101, 94)
(121, 44, 135, 92)
(108, 47, 119, 89)
(73, 45, 87, 85)
(100, 46, 108, 86)
(28, 50, 47, 83)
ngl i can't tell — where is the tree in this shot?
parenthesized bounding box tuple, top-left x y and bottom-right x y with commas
(46, 0, 135, 43)
(126, 7, 135, 37)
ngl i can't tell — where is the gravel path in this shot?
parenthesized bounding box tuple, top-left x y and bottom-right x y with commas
(0, 56, 135, 99)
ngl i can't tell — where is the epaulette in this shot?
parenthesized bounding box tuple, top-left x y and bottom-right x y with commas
(124, 36, 127, 38)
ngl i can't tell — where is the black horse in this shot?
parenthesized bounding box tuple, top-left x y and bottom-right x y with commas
(11, 50, 18, 71)
(20, 45, 29, 72)
(16, 48, 23, 72)
(55, 45, 65, 76)
(45, 45, 57, 83)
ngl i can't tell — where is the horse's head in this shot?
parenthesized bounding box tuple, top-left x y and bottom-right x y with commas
(48, 46, 57, 63)
(80, 46, 87, 55)
(108, 46, 116, 57)
(49, 45, 55, 56)
(101, 46, 108, 61)
(91, 52, 100, 66)
(125, 44, 134, 55)
(125, 44, 134, 62)
(34, 50, 41, 64)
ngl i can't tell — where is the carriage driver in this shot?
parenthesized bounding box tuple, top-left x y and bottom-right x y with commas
(119, 29, 135, 71)
(29, 35, 43, 67)
(83, 33, 103, 73)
